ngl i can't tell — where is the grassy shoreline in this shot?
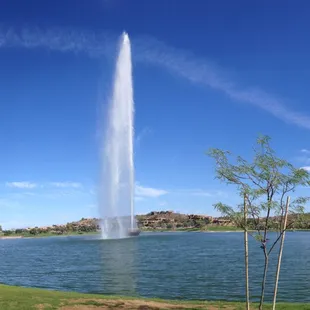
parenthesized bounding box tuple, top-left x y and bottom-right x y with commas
(0, 284, 309, 310)
(1, 227, 310, 239)
(0, 231, 99, 239)
(0, 227, 241, 239)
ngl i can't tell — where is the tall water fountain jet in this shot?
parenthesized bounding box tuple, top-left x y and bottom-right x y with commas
(99, 32, 138, 239)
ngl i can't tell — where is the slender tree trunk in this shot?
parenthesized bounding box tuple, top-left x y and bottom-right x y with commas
(272, 196, 290, 310)
(259, 255, 269, 310)
(244, 194, 250, 310)
(259, 201, 271, 310)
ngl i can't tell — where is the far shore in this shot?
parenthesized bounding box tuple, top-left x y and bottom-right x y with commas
(1, 227, 309, 240)
(2, 211, 309, 239)
(0, 236, 24, 239)
(0, 231, 99, 239)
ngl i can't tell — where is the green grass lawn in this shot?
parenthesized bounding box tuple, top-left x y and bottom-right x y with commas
(0, 284, 309, 310)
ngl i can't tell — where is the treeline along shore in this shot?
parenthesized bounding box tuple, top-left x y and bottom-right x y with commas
(1, 211, 310, 238)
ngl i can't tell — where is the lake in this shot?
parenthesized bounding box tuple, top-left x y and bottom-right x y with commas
(0, 232, 309, 302)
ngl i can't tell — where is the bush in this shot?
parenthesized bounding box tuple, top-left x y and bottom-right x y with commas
(29, 228, 38, 235)
(3, 230, 13, 236)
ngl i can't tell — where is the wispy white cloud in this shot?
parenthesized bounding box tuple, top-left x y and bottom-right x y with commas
(1, 26, 309, 129)
(3, 181, 87, 204)
(39, 189, 89, 199)
(3, 179, 221, 202)
(135, 184, 168, 198)
(3, 181, 167, 200)
(297, 149, 310, 166)
(49, 182, 82, 188)
(91, 184, 166, 199)
(189, 190, 214, 197)
(173, 188, 225, 197)
(5, 182, 37, 189)
(135, 36, 310, 130)
(0, 26, 114, 58)
(4, 181, 83, 189)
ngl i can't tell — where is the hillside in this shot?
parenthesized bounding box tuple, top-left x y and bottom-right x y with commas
(136, 211, 231, 230)
(1, 211, 310, 237)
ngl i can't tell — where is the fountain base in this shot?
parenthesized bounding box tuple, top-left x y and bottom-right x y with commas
(127, 228, 140, 237)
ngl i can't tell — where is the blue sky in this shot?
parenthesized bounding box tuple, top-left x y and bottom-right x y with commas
(1, 0, 310, 229)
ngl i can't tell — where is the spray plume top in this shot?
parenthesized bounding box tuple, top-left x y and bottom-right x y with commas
(122, 32, 129, 43)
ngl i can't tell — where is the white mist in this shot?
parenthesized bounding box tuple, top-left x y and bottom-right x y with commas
(99, 32, 136, 239)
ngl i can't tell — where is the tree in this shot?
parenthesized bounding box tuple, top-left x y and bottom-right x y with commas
(29, 228, 38, 235)
(3, 230, 13, 236)
(208, 135, 310, 310)
(166, 223, 173, 230)
(243, 193, 250, 310)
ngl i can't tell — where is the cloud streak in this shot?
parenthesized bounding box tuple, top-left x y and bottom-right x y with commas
(4, 181, 83, 190)
(173, 188, 225, 197)
(6, 182, 37, 189)
(135, 184, 168, 198)
(0, 26, 114, 58)
(135, 36, 310, 130)
(297, 149, 310, 166)
(301, 149, 310, 155)
(4, 180, 166, 199)
(1, 26, 310, 129)
(49, 182, 82, 188)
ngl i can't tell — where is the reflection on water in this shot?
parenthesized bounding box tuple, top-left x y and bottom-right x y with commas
(0, 232, 309, 302)
(99, 237, 137, 295)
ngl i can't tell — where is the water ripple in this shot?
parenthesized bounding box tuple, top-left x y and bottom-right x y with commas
(0, 232, 309, 302)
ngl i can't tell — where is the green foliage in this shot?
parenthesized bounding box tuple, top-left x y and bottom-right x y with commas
(208, 135, 310, 309)
(208, 135, 310, 234)
(3, 230, 13, 236)
(194, 219, 208, 228)
(29, 228, 38, 235)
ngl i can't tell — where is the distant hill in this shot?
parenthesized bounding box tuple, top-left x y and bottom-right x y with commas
(1, 211, 309, 237)
(136, 211, 231, 230)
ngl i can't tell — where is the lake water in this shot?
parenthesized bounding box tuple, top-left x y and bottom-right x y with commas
(0, 232, 309, 302)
